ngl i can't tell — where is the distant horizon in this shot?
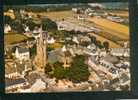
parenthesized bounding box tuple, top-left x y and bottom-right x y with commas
(5, 2, 128, 10)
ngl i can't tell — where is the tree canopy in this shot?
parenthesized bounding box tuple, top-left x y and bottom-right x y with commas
(45, 55, 90, 83)
(42, 18, 57, 32)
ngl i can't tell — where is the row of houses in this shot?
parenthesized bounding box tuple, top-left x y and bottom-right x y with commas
(56, 21, 94, 32)
(5, 77, 30, 93)
(110, 48, 130, 57)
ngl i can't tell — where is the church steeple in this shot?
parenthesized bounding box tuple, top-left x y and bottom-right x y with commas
(34, 25, 47, 72)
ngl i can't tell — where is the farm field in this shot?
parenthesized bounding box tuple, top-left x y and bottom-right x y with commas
(87, 16, 129, 40)
(27, 11, 73, 21)
(106, 10, 128, 17)
(5, 33, 28, 45)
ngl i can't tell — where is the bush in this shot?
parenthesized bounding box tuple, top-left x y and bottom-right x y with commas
(30, 44, 36, 57)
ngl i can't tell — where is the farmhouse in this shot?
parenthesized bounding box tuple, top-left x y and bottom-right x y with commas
(15, 47, 30, 61)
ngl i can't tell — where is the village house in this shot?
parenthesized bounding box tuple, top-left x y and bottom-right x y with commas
(77, 15, 85, 20)
(72, 8, 78, 13)
(80, 35, 91, 43)
(110, 48, 130, 57)
(4, 24, 12, 33)
(107, 16, 124, 23)
(5, 60, 32, 79)
(99, 54, 119, 67)
(47, 37, 56, 44)
(24, 26, 30, 32)
(5, 77, 29, 93)
(56, 79, 74, 89)
(56, 21, 93, 32)
(87, 43, 97, 51)
(72, 36, 79, 44)
(45, 78, 56, 87)
(5, 63, 20, 78)
(32, 27, 41, 39)
(83, 47, 98, 56)
(15, 47, 30, 61)
(99, 49, 107, 57)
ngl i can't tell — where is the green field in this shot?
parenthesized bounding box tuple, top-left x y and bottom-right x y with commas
(5, 33, 28, 45)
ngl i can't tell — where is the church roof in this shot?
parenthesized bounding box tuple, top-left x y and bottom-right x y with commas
(17, 47, 29, 53)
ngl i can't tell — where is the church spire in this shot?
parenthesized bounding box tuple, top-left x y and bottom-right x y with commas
(34, 25, 47, 72)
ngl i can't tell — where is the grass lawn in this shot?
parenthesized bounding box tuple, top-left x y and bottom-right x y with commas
(5, 33, 28, 45)
(48, 43, 63, 49)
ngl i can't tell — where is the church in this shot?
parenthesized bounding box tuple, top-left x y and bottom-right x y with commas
(33, 26, 47, 72)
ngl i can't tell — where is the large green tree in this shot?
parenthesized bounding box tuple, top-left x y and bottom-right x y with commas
(42, 18, 57, 32)
(11, 19, 24, 33)
(67, 55, 90, 83)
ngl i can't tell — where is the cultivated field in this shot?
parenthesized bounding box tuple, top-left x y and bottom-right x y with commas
(87, 16, 129, 40)
(27, 11, 74, 21)
(106, 10, 129, 17)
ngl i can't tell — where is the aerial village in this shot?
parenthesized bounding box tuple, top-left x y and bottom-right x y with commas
(4, 3, 130, 93)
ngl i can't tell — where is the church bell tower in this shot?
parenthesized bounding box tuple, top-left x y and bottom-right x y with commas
(34, 26, 47, 72)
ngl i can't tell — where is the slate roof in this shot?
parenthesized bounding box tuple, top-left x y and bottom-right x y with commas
(5, 78, 26, 87)
(103, 54, 119, 64)
(48, 52, 59, 64)
(17, 47, 29, 53)
(48, 49, 64, 64)
(120, 73, 130, 83)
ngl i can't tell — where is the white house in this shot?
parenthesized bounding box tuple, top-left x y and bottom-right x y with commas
(99, 50, 107, 57)
(107, 16, 124, 23)
(4, 24, 11, 33)
(77, 15, 85, 20)
(33, 27, 41, 34)
(87, 43, 97, 51)
(24, 26, 30, 32)
(15, 47, 30, 61)
(110, 48, 130, 57)
(72, 8, 78, 13)
(47, 37, 55, 44)
(72, 36, 79, 44)
(124, 49, 130, 57)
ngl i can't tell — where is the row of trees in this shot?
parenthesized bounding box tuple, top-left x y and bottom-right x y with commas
(45, 55, 90, 83)
(90, 35, 109, 50)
